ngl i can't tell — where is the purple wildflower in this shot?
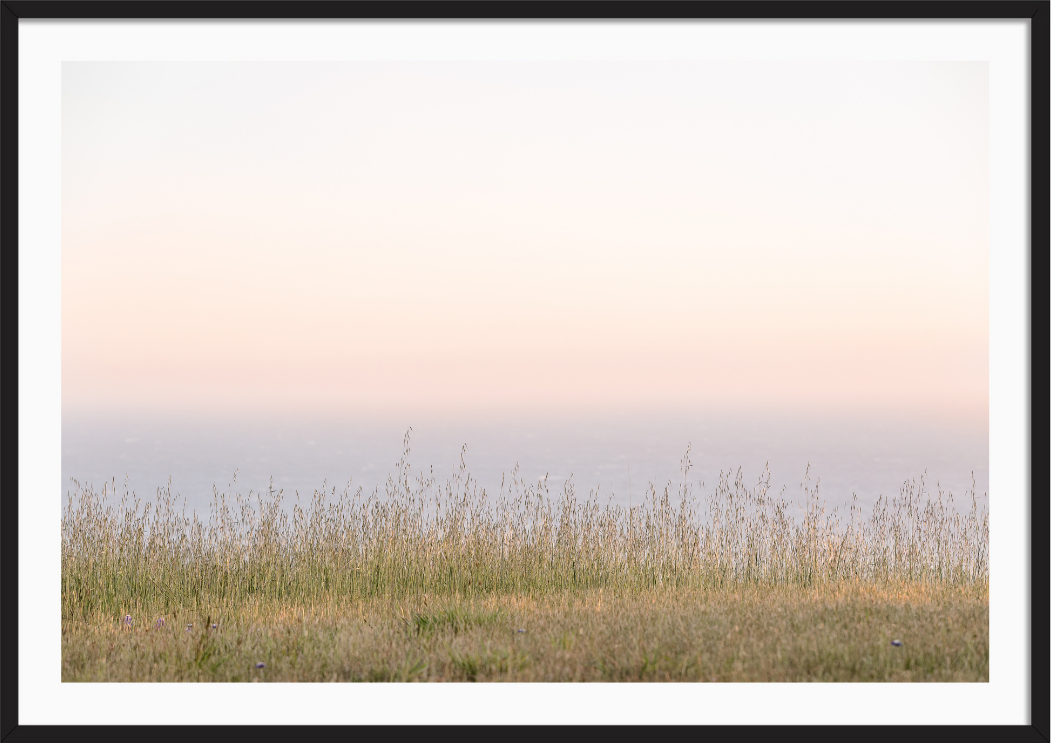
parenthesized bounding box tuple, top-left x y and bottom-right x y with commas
(123, 615, 133, 626)
(154, 617, 166, 628)
(891, 640, 903, 647)
(255, 662, 266, 669)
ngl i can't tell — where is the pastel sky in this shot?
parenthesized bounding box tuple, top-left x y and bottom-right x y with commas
(62, 62, 988, 421)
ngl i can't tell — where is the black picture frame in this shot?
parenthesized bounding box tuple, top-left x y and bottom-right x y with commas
(1, 2, 1046, 739)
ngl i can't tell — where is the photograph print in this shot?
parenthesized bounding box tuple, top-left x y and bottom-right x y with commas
(61, 59, 989, 682)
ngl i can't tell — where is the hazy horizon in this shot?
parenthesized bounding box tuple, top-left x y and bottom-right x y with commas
(62, 403, 989, 518)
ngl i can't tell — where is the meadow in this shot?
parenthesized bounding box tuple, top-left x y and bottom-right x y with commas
(62, 437, 989, 682)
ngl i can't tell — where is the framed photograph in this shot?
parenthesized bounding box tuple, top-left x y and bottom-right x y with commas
(2, 1, 1045, 735)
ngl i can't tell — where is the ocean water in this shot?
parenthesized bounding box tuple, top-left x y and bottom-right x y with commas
(61, 407, 989, 520)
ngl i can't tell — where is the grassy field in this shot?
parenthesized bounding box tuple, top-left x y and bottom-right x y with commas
(63, 584, 987, 682)
(62, 437, 988, 682)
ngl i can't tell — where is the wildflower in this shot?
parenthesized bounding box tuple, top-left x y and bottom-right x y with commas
(255, 662, 266, 669)
(155, 617, 166, 628)
(123, 615, 133, 626)
(186, 624, 193, 632)
(516, 628, 526, 634)
(211, 623, 218, 629)
(891, 640, 902, 647)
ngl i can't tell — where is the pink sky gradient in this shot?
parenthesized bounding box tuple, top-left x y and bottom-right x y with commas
(62, 62, 988, 423)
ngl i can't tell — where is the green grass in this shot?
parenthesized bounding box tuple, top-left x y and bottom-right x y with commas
(62, 435, 988, 681)
(410, 606, 507, 636)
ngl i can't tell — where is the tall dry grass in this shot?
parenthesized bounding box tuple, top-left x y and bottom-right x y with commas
(62, 433, 988, 624)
